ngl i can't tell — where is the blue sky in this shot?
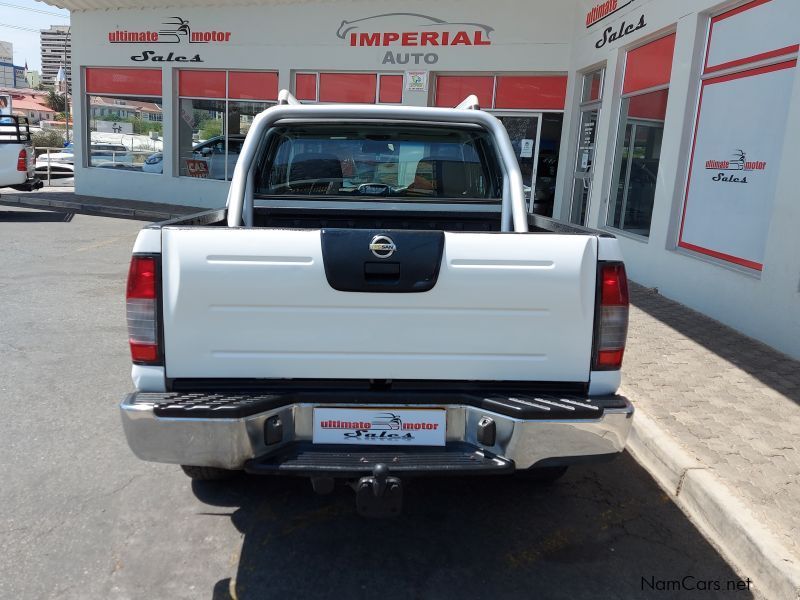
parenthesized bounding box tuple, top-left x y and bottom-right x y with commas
(0, 1, 70, 72)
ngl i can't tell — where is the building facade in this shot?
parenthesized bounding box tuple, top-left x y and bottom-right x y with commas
(40, 25, 72, 87)
(0, 40, 27, 88)
(44, 0, 800, 360)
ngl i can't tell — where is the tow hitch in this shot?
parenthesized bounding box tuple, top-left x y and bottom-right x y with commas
(354, 464, 403, 518)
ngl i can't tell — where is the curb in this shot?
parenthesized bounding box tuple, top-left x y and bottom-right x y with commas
(0, 193, 198, 222)
(628, 409, 800, 600)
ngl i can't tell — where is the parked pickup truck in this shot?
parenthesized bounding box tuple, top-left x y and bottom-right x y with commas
(120, 91, 633, 517)
(0, 116, 43, 192)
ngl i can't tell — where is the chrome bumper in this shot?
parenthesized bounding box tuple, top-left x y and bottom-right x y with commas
(120, 395, 634, 471)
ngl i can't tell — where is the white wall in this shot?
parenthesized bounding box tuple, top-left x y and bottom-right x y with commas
(558, 0, 800, 358)
(69, 0, 578, 208)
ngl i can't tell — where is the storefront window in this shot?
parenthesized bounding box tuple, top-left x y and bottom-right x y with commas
(607, 91, 667, 235)
(84, 68, 163, 174)
(581, 69, 603, 103)
(568, 69, 603, 225)
(606, 34, 675, 237)
(178, 70, 277, 180)
(293, 72, 404, 104)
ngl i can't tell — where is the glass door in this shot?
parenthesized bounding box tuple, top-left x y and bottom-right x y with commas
(494, 114, 541, 212)
(570, 107, 599, 224)
(569, 68, 604, 225)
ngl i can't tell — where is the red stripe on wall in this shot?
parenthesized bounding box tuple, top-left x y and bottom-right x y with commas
(494, 76, 567, 110)
(379, 75, 403, 103)
(677, 241, 763, 271)
(228, 71, 278, 100)
(295, 73, 317, 101)
(710, 0, 773, 25)
(434, 76, 494, 108)
(705, 44, 800, 74)
(319, 73, 377, 103)
(85, 68, 162, 96)
(623, 33, 676, 95)
(179, 70, 226, 98)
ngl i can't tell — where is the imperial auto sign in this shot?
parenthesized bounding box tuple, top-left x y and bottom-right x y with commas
(337, 13, 494, 66)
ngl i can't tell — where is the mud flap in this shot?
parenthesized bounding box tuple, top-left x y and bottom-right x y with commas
(355, 464, 403, 518)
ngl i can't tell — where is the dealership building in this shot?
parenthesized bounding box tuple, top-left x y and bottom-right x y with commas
(44, 0, 800, 359)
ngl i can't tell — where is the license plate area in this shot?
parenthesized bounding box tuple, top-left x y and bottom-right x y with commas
(312, 407, 447, 446)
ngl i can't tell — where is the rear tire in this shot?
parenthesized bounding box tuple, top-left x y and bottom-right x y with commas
(515, 466, 568, 483)
(180, 465, 237, 481)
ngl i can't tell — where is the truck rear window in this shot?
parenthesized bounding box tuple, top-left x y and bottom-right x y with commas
(255, 124, 502, 201)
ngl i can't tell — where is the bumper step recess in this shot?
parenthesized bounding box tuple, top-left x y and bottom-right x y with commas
(244, 442, 514, 477)
(128, 391, 621, 420)
(141, 393, 286, 419)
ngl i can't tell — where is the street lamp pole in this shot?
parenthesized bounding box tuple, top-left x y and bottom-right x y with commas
(63, 26, 70, 144)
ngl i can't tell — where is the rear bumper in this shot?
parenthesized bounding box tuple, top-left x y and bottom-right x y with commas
(120, 391, 634, 472)
(9, 177, 43, 191)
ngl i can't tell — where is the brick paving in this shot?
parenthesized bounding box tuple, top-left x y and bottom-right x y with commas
(621, 283, 800, 558)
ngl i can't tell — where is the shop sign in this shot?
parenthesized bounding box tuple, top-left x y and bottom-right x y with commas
(704, 150, 767, 184)
(337, 13, 493, 66)
(679, 61, 795, 270)
(131, 51, 204, 63)
(108, 16, 231, 63)
(595, 14, 646, 49)
(96, 121, 133, 134)
(405, 70, 428, 92)
(185, 159, 209, 178)
(585, 0, 634, 28)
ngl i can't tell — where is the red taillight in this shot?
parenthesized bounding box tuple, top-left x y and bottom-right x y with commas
(17, 149, 27, 172)
(126, 255, 160, 364)
(127, 256, 157, 299)
(594, 263, 629, 371)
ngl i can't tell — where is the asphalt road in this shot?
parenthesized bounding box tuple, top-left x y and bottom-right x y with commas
(0, 207, 756, 600)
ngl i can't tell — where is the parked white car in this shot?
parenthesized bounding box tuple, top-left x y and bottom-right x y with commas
(90, 143, 135, 169)
(35, 143, 75, 177)
(36, 142, 139, 176)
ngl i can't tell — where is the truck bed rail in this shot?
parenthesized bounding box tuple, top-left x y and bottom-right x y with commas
(0, 116, 33, 143)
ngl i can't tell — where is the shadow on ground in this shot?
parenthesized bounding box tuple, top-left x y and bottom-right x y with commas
(194, 453, 751, 600)
(0, 209, 74, 222)
(630, 283, 799, 406)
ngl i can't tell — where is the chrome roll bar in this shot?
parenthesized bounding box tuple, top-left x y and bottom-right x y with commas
(226, 91, 528, 232)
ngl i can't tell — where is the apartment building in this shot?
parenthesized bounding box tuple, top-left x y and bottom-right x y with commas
(40, 25, 71, 88)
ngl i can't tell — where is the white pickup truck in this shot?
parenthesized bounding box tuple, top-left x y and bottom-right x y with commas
(120, 92, 633, 516)
(0, 116, 42, 192)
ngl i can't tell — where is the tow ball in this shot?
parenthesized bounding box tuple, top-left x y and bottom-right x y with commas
(355, 463, 403, 518)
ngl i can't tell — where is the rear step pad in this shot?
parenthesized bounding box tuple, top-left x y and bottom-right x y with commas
(127, 392, 621, 420)
(245, 442, 514, 477)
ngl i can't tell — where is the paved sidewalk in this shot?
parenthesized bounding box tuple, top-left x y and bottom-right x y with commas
(0, 187, 204, 221)
(622, 283, 800, 562)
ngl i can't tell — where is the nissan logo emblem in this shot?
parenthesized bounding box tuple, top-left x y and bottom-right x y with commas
(369, 235, 396, 259)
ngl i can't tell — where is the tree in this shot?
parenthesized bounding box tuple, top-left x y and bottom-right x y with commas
(31, 129, 66, 150)
(199, 119, 222, 140)
(45, 90, 66, 113)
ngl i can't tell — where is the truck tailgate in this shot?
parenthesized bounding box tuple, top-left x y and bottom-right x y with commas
(161, 228, 597, 382)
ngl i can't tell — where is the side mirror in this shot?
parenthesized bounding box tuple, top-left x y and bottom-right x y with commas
(200, 147, 213, 157)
